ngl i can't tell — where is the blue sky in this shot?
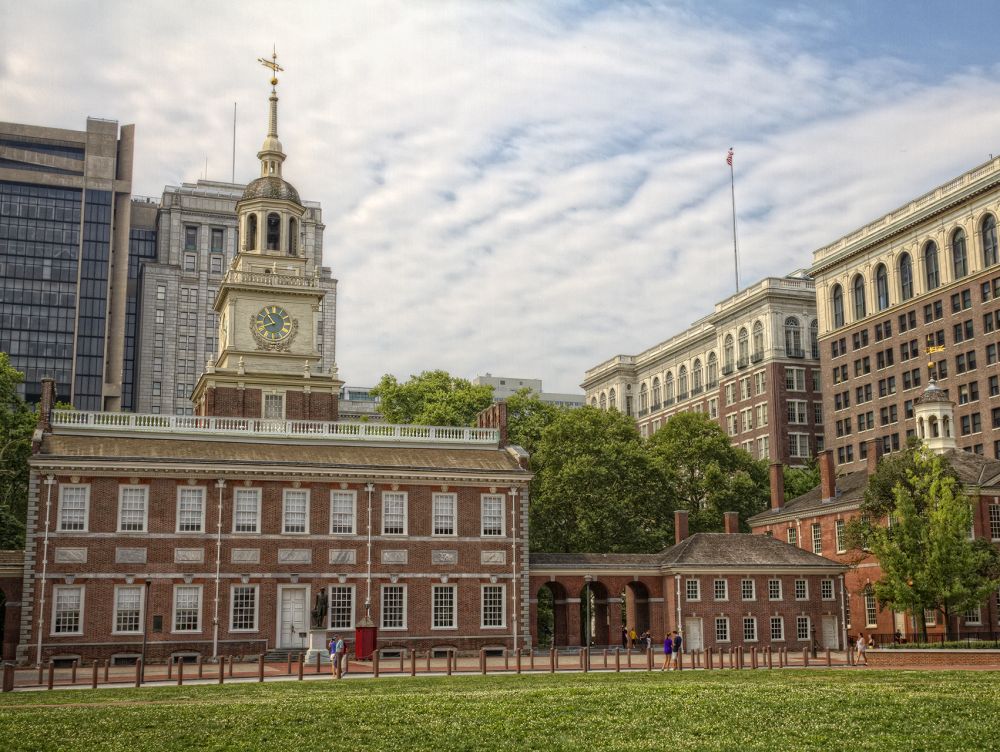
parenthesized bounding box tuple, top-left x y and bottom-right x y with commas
(3, 1, 1000, 393)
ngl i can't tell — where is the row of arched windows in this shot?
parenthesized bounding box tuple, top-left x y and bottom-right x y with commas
(245, 212, 299, 256)
(830, 214, 999, 328)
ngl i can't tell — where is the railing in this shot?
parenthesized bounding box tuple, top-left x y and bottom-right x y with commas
(706, 380, 719, 389)
(637, 408, 648, 417)
(224, 270, 318, 288)
(663, 397, 675, 406)
(676, 392, 689, 401)
(650, 402, 661, 412)
(869, 632, 1000, 649)
(751, 352, 764, 363)
(737, 358, 749, 369)
(49, 410, 499, 445)
(787, 348, 805, 359)
(691, 385, 703, 396)
(722, 365, 734, 376)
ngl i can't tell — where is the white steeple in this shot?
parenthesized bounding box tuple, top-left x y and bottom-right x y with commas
(914, 379, 957, 454)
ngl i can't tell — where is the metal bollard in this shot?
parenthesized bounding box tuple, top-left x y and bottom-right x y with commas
(257, 654, 265, 682)
(410, 649, 417, 677)
(47, 661, 54, 690)
(298, 653, 304, 680)
(219, 655, 225, 685)
(516, 648, 522, 674)
(92, 660, 98, 689)
(178, 658, 184, 686)
(135, 659, 142, 688)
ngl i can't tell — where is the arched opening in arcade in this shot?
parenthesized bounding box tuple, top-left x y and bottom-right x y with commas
(535, 581, 568, 648)
(621, 581, 651, 642)
(579, 580, 610, 647)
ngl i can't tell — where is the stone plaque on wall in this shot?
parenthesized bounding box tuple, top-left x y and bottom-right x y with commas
(231, 548, 260, 564)
(115, 547, 147, 564)
(481, 550, 507, 565)
(175, 548, 204, 564)
(278, 549, 312, 564)
(329, 549, 357, 565)
(381, 550, 408, 565)
(54, 547, 87, 564)
(431, 550, 458, 565)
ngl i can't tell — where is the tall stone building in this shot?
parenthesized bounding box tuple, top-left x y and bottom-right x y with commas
(582, 273, 823, 466)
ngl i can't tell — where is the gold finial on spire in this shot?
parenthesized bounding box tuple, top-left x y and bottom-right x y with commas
(257, 46, 284, 89)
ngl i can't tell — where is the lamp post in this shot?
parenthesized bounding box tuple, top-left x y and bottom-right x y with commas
(584, 575, 593, 648)
(140, 579, 151, 682)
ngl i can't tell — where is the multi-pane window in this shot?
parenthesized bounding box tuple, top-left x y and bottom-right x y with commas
(117, 486, 148, 532)
(835, 519, 846, 552)
(329, 585, 354, 629)
(184, 225, 198, 250)
(173, 586, 201, 632)
(741, 579, 755, 601)
(230, 586, 258, 631)
(821, 579, 835, 600)
(263, 393, 285, 419)
(176, 487, 205, 532)
(715, 617, 730, 642)
(789, 434, 810, 459)
(58, 485, 89, 531)
(990, 505, 1000, 540)
(743, 617, 757, 642)
(787, 527, 797, 545)
(482, 585, 506, 628)
(432, 493, 457, 536)
(210, 227, 224, 252)
(796, 616, 810, 641)
(770, 616, 784, 641)
(713, 579, 728, 601)
(381, 585, 406, 629)
(785, 367, 806, 391)
(965, 607, 983, 625)
(865, 588, 878, 627)
(52, 586, 83, 634)
(233, 488, 261, 534)
(787, 400, 807, 424)
(768, 579, 782, 600)
(382, 492, 407, 535)
(794, 579, 808, 600)
(114, 586, 143, 633)
(283, 490, 309, 534)
(686, 579, 701, 601)
(811, 523, 822, 554)
(330, 491, 356, 534)
(432, 585, 457, 629)
(481, 494, 505, 536)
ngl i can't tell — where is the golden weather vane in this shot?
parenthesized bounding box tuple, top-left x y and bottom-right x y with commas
(257, 46, 284, 87)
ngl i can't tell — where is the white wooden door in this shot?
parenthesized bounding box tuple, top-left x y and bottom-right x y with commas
(684, 618, 703, 651)
(279, 587, 308, 649)
(820, 615, 839, 649)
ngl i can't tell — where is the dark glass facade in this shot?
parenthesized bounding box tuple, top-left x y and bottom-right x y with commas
(122, 227, 156, 411)
(73, 190, 112, 410)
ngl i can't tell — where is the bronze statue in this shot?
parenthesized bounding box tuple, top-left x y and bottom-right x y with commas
(311, 587, 327, 629)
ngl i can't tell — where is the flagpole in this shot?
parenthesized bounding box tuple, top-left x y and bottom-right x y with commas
(728, 147, 739, 293)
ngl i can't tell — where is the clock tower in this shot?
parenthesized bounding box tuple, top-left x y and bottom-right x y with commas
(192, 52, 342, 420)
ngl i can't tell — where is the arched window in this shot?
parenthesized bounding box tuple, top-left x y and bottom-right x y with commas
(288, 217, 297, 255)
(723, 335, 734, 371)
(832, 284, 844, 328)
(784, 317, 801, 356)
(875, 264, 889, 310)
(752, 321, 764, 360)
(707, 352, 718, 385)
(638, 383, 648, 412)
(738, 328, 749, 365)
(692, 359, 703, 392)
(608, 389, 616, 411)
(924, 241, 940, 290)
(952, 228, 968, 279)
(678, 366, 688, 397)
(599, 393, 607, 410)
(852, 274, 867, 320)
(898, 253, 913, 301)
(810, 320, 819, 359)
(247, 214, 258, 251)
(591, 397, 597, 407)
(983, 214, 999, 267)
(652, 377, 661, 408)
(266, 212, 281, 251)
(664, 372, 675, 401)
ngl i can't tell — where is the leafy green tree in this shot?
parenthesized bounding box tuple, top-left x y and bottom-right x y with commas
(784, 459, 820, 501)
(529, 407, 669, 553)
(505, 388, 561, 456)
(0, 353, 36, 549)
(645, 412, 768, 533)
(370, 370, 494, 426)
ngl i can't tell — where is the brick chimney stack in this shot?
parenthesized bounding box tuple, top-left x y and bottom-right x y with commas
(723, 511, 740, 534)
(866, 439, 883, 476)
(819, 449, 836, 502)
(769, 462, 785, 510)
(476, 401, 508, 447)
(38, 377, 56, 433)
(674, 509, 689, 544)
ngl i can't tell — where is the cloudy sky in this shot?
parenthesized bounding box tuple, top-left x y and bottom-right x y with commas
(3, 1, 1000, 393)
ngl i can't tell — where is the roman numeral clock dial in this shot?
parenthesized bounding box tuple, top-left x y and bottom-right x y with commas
(250, 305, 298, 350)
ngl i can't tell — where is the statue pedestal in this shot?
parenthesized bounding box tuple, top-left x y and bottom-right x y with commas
(304, 630, 331, 664)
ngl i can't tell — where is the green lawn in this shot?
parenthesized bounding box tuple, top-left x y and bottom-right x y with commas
(1, 670, 999, 751)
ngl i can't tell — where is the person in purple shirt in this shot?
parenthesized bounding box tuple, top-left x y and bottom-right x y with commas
(660, 633, 672, 671)
(671, 631, 683, 670)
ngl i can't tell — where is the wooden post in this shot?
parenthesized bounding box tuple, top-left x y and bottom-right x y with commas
(47, 661, 54, 690)
(373, 651, 380, 678)
(316, 652, 321, 674)
(803, 647, 810, 667)
(298, 653, 304, 680)
(399, 651, 405, 674)
(627, 648, 632, 669)
(167, 658, 173, 680)
(219, 655, 225, 684)
(257, 654, 265, 682)
(751, 647, 757, 669)
(516, 648, 522, 674)
(70, 659, 77, 685)
(177, 658, 184, 686)
(825, 648, 831, 667)
(446, 651, 452, 676)
(549, 647, 556, 673)
(677, 650, 683, 671)
(197, 654, 204, 679)
(286, 654, 292, 676)
(504, 648, 510, 672)
(480, 648, 486, 675)
(229, 655, 235, 677)
(426, 650, 431, 673)
(91, 660, 98, 689)
(2, 663, 14, 693)
(530, 649, 535, 671)
(767, 647, 773, 669)
(134, 659, 141, 688)
(646, 647, 653, 671)
(707, 648, 713, 670)
(410, 648, 417, 677)
(615, 648, 621, 672)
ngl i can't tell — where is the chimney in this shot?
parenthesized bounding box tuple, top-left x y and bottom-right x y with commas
(674, 509, 689, 544)
(819, 449, 836, 502)
(769, 462, 785, 510)
(38, 377, 56, 433)
(723, 511, 740, 534)
(476, 401, 508, 447)
(866, 439, 882, 476)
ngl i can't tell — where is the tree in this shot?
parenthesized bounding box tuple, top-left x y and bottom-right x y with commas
(784, 459, 820, 501)
(370, 370, 494, 426)
(0, 353, 36, 549)
(529, 407, 669, 553)
(645, 412, 768, 533)
(504, 388, 561, 456)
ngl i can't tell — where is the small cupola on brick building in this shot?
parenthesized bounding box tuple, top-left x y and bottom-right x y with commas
(913, 379, 957, 454)
(192, 51, 342, 421)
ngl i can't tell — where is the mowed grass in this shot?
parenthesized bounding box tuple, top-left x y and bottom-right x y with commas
(1, 670, 999, 751)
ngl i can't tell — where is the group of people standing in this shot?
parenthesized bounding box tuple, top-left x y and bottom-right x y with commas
(620, 626, 653, 651)
(328, 635, 349, 678)
(619, 625, 684, 669)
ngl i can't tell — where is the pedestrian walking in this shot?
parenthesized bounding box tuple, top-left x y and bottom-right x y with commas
(334, 634, 346, 678)
(660, 634, 672, 670)
(329, 635, 339, 677)
(855, 633, 868, 666)
(629, 627, 638, 650)
(621, 625, 628, 650)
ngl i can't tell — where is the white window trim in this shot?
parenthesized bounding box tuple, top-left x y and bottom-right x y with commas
(282, 489, 311, 535)
(741, 579, 756, 601)
(794, 579, 809, 601)
(768, 579, 783, 601)
(481, 583, 507, 629)
(821, 579, 835, 601)
(229, 584, 260, 632)
(743, 616, 758, 642)
(232, 487, 262, 534)
(328, 584, 356, 630)
(713, 579, 728, 602)
(432, 493, 458, 537)
(835, 519, 846, 553)
(770, 616, 785, 642)
(175, 486, 206, 534)
(381, 491, 408, 536)
(111, 584, 145, 636)
(811, 523, 823, 554)
(431, 584, 458, 630)
(50, 584, 85, 636)
(329, 490, 357, 535)
(262, 392, 286, 420)
(117, 485, 149, 534)
(715, 616, 730, 643)
(964, 607, 983, 626)
(57, 484, 90, 532)
(171, 584, 204, 634)
(685, 579, 701, 602)
(796, 615, 811, 641)
(480, 493, 506, 537)
(380, 584, 407, 631)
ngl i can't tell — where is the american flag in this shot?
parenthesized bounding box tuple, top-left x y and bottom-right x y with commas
(726, 148, 734, 167)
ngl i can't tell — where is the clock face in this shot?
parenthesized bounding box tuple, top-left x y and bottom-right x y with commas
(254, 305, 293, 341)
